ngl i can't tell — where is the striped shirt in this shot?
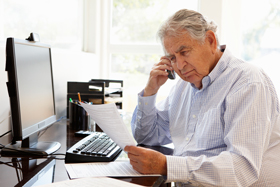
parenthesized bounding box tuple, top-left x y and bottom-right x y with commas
(131, 46, 280, 186)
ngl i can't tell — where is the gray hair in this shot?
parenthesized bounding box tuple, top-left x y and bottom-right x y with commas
(157, 9, 219, 47)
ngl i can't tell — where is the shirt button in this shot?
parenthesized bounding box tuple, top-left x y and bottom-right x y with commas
(186, 137, 189, 141)
(139, 102, 141, 105)
(192, 115, 196, 118)
(145, 102, 148, 105)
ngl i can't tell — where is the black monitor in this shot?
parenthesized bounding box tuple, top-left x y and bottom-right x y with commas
(2, 37, 61, 156)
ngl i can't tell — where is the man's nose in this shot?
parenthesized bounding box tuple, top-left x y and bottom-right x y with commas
(176, 55, 186, 70)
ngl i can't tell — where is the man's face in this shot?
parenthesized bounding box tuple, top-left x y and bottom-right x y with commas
(164, 32, 217, 89)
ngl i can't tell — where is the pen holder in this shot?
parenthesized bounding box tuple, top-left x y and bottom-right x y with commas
(69, 101, 90, 131)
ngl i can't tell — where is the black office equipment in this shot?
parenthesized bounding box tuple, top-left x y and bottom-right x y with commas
(67, 79, 123, 115)
(3, 37, 60, 156)
(26, 32, 40, 42)
(65, 132, 122, 163)
(69, 101, 90, 131)
(67, 79, 123, 132)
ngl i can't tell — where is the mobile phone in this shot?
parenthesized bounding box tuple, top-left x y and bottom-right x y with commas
(167, 69, 176, 79)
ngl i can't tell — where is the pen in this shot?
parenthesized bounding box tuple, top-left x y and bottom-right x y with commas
(77, 92, 82, 102)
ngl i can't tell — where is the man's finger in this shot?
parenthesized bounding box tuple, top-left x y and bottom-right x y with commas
(124, 145, 137, 153)
(127, 152, 140, 162)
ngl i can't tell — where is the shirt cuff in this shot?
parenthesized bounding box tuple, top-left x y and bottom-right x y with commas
(137, 90, 157, 114)
(165, 155, 190, 183)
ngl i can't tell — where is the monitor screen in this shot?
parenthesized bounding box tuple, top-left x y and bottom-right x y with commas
(15, 42, 56, 139)
(3, 37, 60, 156)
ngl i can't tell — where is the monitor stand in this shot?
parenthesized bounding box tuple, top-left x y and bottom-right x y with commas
(1, 133, 61, 157)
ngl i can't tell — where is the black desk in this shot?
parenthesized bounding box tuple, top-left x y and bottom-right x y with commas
(0, 119, 173, 187)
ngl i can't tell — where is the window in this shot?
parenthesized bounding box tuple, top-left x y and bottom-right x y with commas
(241, 0, 280, 61)
(94, 0, 198, 112)
(241, 0, 280, 94)
(0, 0, 83, 50)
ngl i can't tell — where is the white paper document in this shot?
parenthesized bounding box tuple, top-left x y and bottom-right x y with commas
(65, 161, 160, 179)
(80, 103, 136, 149)
(38, 177, 144, 187)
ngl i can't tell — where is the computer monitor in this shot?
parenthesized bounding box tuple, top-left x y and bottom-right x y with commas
(2, 37, 61, 156)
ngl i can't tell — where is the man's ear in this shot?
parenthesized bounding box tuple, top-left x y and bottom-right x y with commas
(205, 30, 217, 54)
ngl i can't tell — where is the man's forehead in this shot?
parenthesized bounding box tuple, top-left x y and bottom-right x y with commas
(164, 44, 192, 57)
(163, 34, 194, 55)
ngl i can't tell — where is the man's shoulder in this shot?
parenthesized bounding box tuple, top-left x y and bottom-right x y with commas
(215, 54, 272, 95)
(225, 57, 265, 83)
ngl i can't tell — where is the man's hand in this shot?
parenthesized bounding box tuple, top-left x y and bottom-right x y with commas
(144, 56, 173, 97)
(124, 146, 167, 175)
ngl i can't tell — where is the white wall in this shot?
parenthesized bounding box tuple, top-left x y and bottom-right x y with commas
(51, 48, 100, 117)
(0, 43, 99, 145)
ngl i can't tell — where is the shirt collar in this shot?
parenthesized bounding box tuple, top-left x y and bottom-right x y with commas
(198, 45, 230, 90)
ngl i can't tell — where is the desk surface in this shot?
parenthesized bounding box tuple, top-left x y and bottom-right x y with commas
(0, 119, 172, 187)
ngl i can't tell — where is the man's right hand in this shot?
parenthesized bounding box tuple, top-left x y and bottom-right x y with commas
(143, 56, 173, 97)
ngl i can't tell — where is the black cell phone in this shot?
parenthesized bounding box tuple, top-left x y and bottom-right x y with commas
(167, 70, 176, 79)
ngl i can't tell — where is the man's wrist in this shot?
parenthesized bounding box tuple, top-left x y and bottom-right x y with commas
(160, 155, 168, 176)
(143, 87, 158, 97)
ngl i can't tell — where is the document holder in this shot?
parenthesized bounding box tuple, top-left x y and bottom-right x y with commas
(67, 79, 123, 132)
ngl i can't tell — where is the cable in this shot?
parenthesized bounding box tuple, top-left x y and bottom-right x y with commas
(0, 155, 66, 167)
(0, 130, 12, 139)
(48, 154, 66, 160)
(0, 144, 62, 158)
(37, 116, 66, 138)
(0, 143, 6, 149)
(0, 144, 65, 161)
(50, 153, 66, 156)
(37, 125, 52, 138)
(0, 160, 19, 168)
(12, 158, 22, 182)
(17, 160, 23, 180)
(56, 116, 66, 123)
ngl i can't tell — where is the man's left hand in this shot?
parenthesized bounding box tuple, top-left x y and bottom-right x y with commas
(124, 145, 167, 175)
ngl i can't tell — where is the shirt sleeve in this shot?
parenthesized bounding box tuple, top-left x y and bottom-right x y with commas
(131, 89, 172, 146)
(165, 82, 276, 186)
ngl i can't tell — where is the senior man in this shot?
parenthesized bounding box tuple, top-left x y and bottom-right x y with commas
(124, 9, 280, 186)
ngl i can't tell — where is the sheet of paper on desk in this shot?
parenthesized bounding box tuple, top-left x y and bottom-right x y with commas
(37, 177, 144, 187)
(65, 161, 160, 179)
(80, 103, 136, 149)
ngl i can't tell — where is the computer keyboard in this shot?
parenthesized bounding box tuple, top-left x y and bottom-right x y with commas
(65, 132, 122, 163)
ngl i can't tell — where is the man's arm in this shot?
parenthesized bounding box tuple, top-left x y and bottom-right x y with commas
(131, 90, 172, 146)
(130, 56, 174, 146)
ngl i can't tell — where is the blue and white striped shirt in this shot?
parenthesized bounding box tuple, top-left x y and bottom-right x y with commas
(131, 46, 280, 186)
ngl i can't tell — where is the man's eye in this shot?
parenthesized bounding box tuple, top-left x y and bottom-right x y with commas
(182, 51, 190, 56)
(170, 56, 176, 62)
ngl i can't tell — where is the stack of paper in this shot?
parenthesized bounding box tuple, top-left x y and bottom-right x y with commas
(65, 161, 160, 179)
